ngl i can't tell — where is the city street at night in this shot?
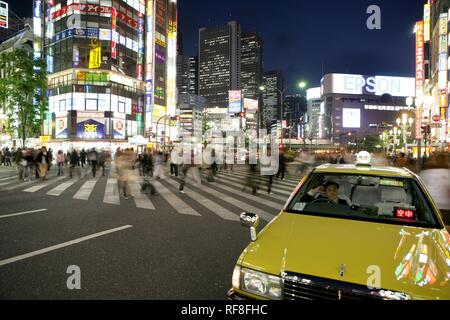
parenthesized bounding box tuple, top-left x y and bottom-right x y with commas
(0, 164, 292, 299)
(0, 0, 450, 307)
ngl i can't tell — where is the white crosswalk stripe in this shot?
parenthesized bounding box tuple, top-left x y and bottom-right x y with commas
(201, 178, 283, 211)
(229, 170, 301, 187)
(47, 179, 79, 196)
(213, 175, 290, 202)
(22, 176, 66, 193)
(73, 179, 99, 200)
(175, 177, 277, 222)
(152, 180, 201, 216)
(129, 181, 155, 210)
(104, 178, 120, 205)
(164, 178, 239, 221)
(215, 173, 294, 197)
(0, 175, 16, 182)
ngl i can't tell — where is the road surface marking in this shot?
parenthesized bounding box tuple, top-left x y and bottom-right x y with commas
(0, 176, 16, 182)
(215, 174, 293, 198)
(232, 171, 301, 185)
(176, 177, 276, 222)
(0, 209, 48, 219)
(73, 179, 99, 200)
(152, 180, 201, 216)
(129, 180, 155, 210)
(22, 176, 66, 193)
(202, 179, 283, 211)
(220, 171, 298, 190)
(164, 178, 239, 221)
(47, 179, 79, 196)
(0, 225, 133, 267)
(104, 178, 120, 205)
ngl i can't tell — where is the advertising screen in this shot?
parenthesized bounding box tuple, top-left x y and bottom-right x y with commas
(113, 119, 126, 140)
(342, 108, 361, 128)
(76, 114, 105, 139)
(244, 99, 258, 113)
(55, 117, 68, 139)
(228, 90, 242, 113)
(322, 74, 415, 97)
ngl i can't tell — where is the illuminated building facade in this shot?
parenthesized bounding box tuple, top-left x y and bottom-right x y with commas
(415, 0, 450, 152)
(198, 21, 241, 109)
(34, 0, 177, 151)
(241, 33, 262, 100)
(262, 70, 284, 128)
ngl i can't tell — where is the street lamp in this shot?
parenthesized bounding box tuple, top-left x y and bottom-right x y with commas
(396, 114, 414, 155)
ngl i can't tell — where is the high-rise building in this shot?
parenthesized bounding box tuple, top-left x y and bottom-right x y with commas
(177, 93, 205, 133)
(284, 94, 307, 138)
(241, 33, 262, 100)
(176, 55, 197, 95)
(262, 70, 284, 128)
(306, 87, 322, 140)
(198, 21, 241, 109)
(35, 0, 177, 151)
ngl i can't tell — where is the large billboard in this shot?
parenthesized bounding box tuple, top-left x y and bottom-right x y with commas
(228, 90, 243, 113)
(321, 74, 415, 97)
(342, 108, 361, 128)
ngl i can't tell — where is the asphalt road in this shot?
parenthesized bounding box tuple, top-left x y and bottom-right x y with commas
(0, 165, 292, 299)
(0, 164, 448, 300)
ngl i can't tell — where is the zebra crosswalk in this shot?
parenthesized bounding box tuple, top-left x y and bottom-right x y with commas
(1, 168, 303, 223)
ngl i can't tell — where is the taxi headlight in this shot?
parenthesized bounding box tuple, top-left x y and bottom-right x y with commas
(234, 266, 282, 300)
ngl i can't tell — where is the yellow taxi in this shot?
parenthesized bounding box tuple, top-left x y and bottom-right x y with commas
(228, 152, 450, 300)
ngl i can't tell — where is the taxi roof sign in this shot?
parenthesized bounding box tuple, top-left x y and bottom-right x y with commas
(356, 151, 371, 165)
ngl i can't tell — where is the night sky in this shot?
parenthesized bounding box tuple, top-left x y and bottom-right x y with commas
(179, 0, 424, 93)
(13, 1, 424, 94)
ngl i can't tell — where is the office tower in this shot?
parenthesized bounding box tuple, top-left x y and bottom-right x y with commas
(198, 21, 241, 109)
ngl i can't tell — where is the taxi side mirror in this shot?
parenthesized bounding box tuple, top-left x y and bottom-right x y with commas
(240, 212, 260, 242)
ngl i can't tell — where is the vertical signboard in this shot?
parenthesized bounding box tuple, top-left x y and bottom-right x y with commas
(416, 21, 424, 98)
(111, 7, 117, 59)
(228, 90, 243, 113)
(166, 0, 177, 116)
(33, 0, 43, 60)
(424, 3, 430, 42)
(0, 1, 8, 29)
(145, 0, 155, 130)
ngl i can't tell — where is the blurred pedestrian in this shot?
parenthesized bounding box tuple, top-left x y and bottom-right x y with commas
(69, 150, 80, 179)
(36, 147, 50, 181)
(88, 148, 99, 178)
(56, 150, 65, 176)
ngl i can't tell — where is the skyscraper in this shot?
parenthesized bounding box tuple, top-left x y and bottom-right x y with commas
(177, 55, 198, 95)
(262, 71, 284, 128)
(198, 21, 241, 109)
(241, 33, 262, 100)
(36, 0, 177, 150)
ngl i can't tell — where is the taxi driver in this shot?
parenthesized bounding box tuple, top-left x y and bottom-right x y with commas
(303, 181, 351, 206)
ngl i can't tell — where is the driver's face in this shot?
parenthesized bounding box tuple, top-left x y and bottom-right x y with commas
(326, 185, 339, 200)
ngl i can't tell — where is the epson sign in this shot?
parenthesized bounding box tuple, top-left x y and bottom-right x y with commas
(321, 74, 415, 97)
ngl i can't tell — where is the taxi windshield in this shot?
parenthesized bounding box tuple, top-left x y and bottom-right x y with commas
(286, 173, 442, 229)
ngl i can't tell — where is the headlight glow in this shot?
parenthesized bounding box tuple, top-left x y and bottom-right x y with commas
(232, 265, 241, 289)
(240, 267, 282, 300)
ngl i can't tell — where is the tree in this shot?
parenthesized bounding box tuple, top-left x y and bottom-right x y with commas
(0, 49, 47, 147)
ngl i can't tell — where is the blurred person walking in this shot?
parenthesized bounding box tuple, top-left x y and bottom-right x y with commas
(116, 149, 132, 199)
(69, 150, 80, 179)
(36, 147, 50, 181)
(56, 150, 65, 176)
(88, 148, 99, 178)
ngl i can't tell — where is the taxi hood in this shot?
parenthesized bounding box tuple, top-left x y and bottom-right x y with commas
(239, 212, 450, 300)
